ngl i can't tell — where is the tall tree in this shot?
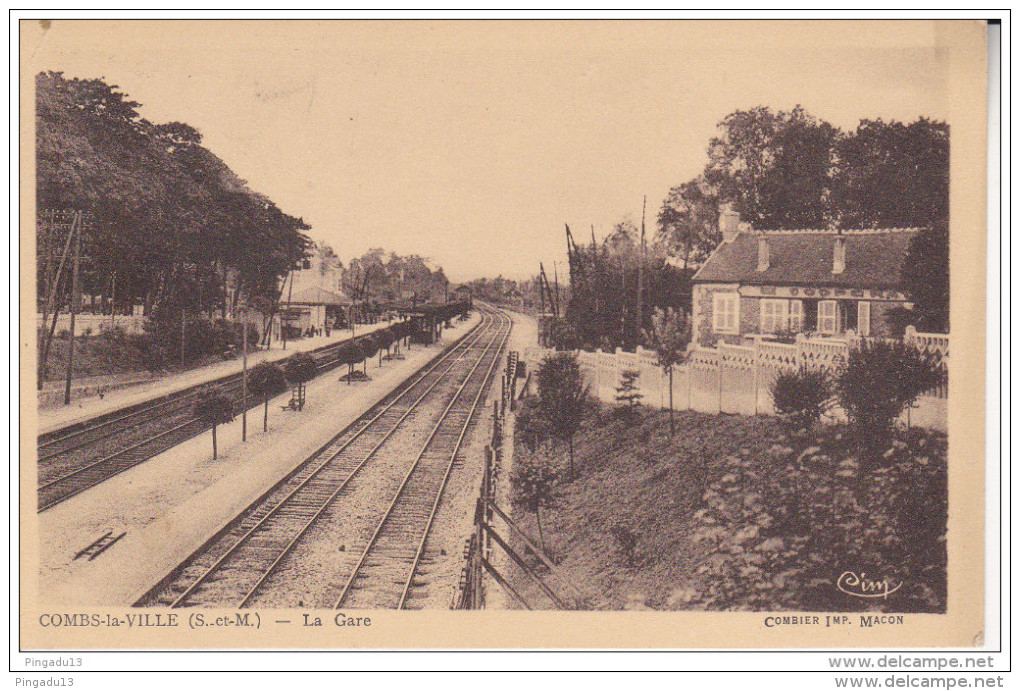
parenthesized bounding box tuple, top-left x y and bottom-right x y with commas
(833, 118, 949, 229)
(900, 219, 950, 333)
(705, 105, 839, 229)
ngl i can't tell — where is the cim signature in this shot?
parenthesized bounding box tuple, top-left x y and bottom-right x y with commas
(836, 571, 903, 599)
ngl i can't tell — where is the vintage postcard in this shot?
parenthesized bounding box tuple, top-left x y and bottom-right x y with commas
(17, 19, 991, 653)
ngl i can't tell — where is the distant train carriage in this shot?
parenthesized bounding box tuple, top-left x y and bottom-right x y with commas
(405, 300, 471, 345)
(452, 285, 473, 308)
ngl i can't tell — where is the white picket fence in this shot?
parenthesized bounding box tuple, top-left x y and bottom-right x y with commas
(525, 327, 948, 432)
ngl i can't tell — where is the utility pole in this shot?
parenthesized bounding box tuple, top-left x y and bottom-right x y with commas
(181, 305, 186, 365)
(241, 308, 248, 442)
(637, 195, 646, 347)
(63, 212, 82, 405)
(282, 264, 295, 351)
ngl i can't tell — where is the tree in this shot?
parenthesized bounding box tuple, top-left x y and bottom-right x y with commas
(193, 387, 234, 459)
(35, 71, 311, 357)
(375, 327, 395, 364)
(656, 177, 722, 270)
(247, 361, 287, 432)
(337, 340, 363, 384)
(514, 449, 558, 551)
(359, 333, 379, 374)
(536, 352, 587, 476)
(615, 369, 643, 415)
(835, 340, 946, 466)
(705, 105, 839, 229)
(899, 219, 950, 333)
(283, 352, 317, 410)
(833, 118, 949, 229)
(644, 307, 690, 434)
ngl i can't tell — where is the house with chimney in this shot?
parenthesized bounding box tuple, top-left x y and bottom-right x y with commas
(690, 207, 921, 347)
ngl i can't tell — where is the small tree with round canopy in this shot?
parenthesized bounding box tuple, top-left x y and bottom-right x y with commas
(337, 340, 362, 384)
(193, 387, 234, 459)
(247, 361, 287, 432)
(284, 352, 317, 410)
(375, 327, 395, 364)
(359, 334, 378, 374)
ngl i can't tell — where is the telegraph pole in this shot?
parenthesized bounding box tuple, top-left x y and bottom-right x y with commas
(241, 308, 248, 442)
(63, 212, 82, 405)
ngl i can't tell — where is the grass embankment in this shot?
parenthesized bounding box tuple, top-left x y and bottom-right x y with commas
(40, 333, 153, 382)
(508, 403, 947, 613)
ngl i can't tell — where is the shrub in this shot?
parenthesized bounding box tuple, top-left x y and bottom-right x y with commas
(247, 361, 287, 432)
(360, 334, 378, 359)
(536, 352, 587, 474)
(835, 340, 945, 463)
(284, 352, 318, 384)
(770, 365, 833, 430)
(513, 449, 560, 551)
(514, 398, 549, 453)
(193, 387, 234, 459)
(689, 430, 948, 612)
(614, 369, 643, 413)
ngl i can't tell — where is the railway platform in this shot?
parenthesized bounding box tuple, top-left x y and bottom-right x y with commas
(36, 312, 482, 607)
(36, 322, 395, 437)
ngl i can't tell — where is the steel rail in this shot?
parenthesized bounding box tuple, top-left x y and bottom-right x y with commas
(36, 326, 408, 509)
(396, 309, 512, 608)
(332, 308, 511, 609)
(166, 311, 494, 608)
(38, 329, 377, 454)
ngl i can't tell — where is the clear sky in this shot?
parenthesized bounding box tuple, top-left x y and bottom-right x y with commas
(25, 20, 954, 282)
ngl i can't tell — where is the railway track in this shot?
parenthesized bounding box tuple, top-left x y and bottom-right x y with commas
(136, 306, 510, 609)
(36, 323, 411, 513)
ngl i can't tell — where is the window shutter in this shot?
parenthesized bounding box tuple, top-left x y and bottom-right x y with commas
(858, 301, 871, 337)
(789, 300, 803, 332)
(819, 300, 837, 334)
(760, 299, 773, 333)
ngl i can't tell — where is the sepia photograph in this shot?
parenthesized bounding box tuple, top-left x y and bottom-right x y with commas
(15, 15, 997, 668)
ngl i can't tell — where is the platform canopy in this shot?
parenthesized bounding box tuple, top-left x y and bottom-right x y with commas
(287, 286, 352, 306)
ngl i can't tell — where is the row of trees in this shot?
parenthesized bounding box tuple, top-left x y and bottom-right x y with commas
(343, 248, 450, 304)
(36, 71, 312, 341)
(194, 320, 413, 458)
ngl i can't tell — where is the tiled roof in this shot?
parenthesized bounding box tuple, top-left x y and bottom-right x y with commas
(692, 228, 922, 289)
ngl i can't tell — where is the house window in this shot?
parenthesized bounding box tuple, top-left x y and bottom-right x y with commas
(712, 292, 739, 333)
(760, 299, 789, 334)
(857, 301, 871, 337)
(818, 300, 839, 334)
(789, 299, 804, 332)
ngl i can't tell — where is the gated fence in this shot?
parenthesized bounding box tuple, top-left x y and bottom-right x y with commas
(525, 327, 949, 432)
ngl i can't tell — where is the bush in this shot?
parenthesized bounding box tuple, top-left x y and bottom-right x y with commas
(375, 327, 394, 352)
(614, 369, 643, 413)
(193, 387, 234, 424)
(835, 340, 945, 462)
(284, 352, 318, 384)
(770, 365, 833, 430)
(247, 361, 287, 397)
(360, 334, 379, 361)
(514, 398, 549, 453)
(689, 430, 948, 612)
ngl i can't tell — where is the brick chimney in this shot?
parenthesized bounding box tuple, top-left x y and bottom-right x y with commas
(833, 233, 847, 274)
(757, 233, 770, 272)
(719, 204, 741, 243)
